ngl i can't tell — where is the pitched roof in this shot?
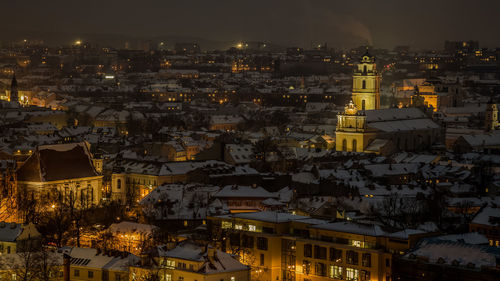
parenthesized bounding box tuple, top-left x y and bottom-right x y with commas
(17, 142, 100, 182)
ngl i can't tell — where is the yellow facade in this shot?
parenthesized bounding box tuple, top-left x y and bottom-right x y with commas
(335, 102, 376, 152)
(130, 251, 249, 281)
(208, 213, 425, 281)
(352, 54, 380, 111)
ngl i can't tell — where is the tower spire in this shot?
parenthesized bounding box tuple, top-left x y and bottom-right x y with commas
(10, 73, 19, 104)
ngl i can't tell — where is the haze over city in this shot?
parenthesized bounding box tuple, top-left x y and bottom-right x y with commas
(3, 0, 500, 49)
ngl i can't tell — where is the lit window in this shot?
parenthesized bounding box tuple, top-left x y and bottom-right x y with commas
(222, 221, 232, 229)
(248, 225, 256, 232)
(235, 224, 243, 230)
(346, 268, 359, 281)
(329, 265, 343, 279)
(166, 260, 176, 269)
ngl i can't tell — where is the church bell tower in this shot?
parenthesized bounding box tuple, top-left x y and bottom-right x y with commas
(352, 51, 380, 110)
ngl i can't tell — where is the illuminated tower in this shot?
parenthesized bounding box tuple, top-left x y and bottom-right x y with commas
(352, 51, 380, 110)
(335, 101, 369, 152)
(10, 73, 19, 104)
(485, 98, 499, 131)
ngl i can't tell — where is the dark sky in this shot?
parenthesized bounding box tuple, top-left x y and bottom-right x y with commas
(3, 0, 500, 49)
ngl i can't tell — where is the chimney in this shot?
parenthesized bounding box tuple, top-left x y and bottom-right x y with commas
(63, 254, 71, 281)
(207, 246, 216, 263)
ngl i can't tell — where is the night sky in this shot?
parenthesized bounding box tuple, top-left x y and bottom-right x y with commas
(3, 0, 500, 49)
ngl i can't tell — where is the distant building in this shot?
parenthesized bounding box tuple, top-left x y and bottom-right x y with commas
(175, 43, 201, 54)
(444, 40, 479, 54)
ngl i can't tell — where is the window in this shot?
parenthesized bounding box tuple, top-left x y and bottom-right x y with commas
(221, 221, 232, 229)
(315, 262, 326, 276)
(386, 258, 390, 267)
(117, 179, 121, 189)
(88, 271, 94, 278)
(116, 273, 122, 281)
(342, 139, 347, 151)
(363, 65, 367, 73)
(303, 260, 311, 275)
(346, 251, 358, 265)
(314, 246, 327, 260)
(12, 273, 17, 281)
(360, 270, 370, 281)
(304, 244, 312, 257)
(74, 269, 80, 277)
(231, 277, 235, 281)
(179, 277, 184, 281)
(362, 253, 371, 267)
(329, 265, 343, 279)
(257, 237, 268, 250)
(166, 259, 175, 269)
(346, 268, 359, 281)
(260, 254, 265, 266)
(361, 100, 365, 111)
(248, 225, 256, 232)
(352, 139, 357, 152)
(230, 233, 240, 246)
(330, 248, 342, 262)
(262, 227, 274, 234)
(165, 274, 171, 281)
(362, 80, 366, 89)
(242, 235, 254, 248)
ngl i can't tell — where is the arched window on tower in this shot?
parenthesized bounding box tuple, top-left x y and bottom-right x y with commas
(363, 65, 367, 73)
(352, 139, 357, 152)
(362, 80, 366, 89)
(117, 179, 121, 190)
(342, 139, 347, 151)
(362, 100, 366, 110)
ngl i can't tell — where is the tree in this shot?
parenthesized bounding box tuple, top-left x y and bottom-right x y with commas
(0, 247, 60, 281)
(252, 137, 278, 164)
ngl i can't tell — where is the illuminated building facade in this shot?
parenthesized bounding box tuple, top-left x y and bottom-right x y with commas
(131, 243, 250, 281)
(16, 142, 103, 214)
(208, 212, 429, 281)
(352, 52, 380, 111)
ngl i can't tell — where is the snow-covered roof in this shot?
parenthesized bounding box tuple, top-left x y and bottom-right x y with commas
(0, 222, 22, 242)
(471, 207, 500, 227)
(108, 221, 159, 236)
(61, 247, 138, 271)
(406, 240, 500, 268)
(310, 221, 386, 237)
(214, 185, 277, 199)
